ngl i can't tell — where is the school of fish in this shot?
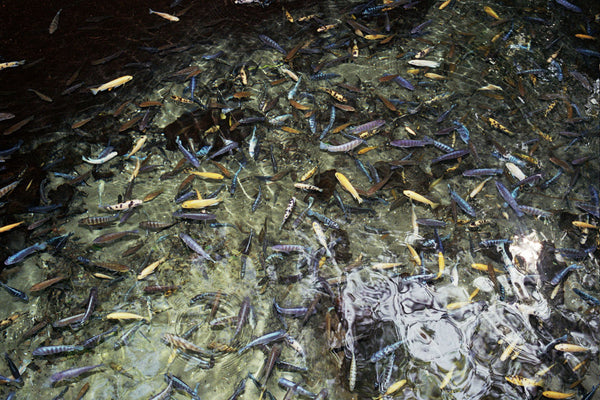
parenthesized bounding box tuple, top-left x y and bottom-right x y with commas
(0, 0, 599, 399)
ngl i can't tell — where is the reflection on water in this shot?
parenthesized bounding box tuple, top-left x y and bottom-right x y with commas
(0, 0, 599, 399)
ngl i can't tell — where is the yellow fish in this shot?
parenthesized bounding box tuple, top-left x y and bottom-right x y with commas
(403, 190, 439, 208)
(375, 379, 407, 399)
(554, 343, 589, 352)
(299, 165, 318, 182)
(0, 60, 26, 71)
(137, 256, 167, 280)
(181, 198, 222, 209)
(106, 312, 148, 321)
(505, 375, 542, 387)
(436, 252, 445, 279)
(126, 135, 147, 158)
(90, 75, 133, 95)
(186, 171, 225, 180)
(0, 221, 24, 233)
(406, 244, 421, 266)
(484, 6, 500, 20)
(572, 221, 598, 229)
(541, 391, 574, 399)
(335, 172, 362, 203)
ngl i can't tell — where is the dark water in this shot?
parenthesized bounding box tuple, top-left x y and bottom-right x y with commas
(0, 0, 599, 399)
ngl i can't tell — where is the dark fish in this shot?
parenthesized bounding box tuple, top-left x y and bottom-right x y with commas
(149, 379, 173, 400)
(278, 377, 316, 398)
(4, 353, 21, 382)
(4, 242, 47, 265)
(494, 180, 524, 217)
(462, 168, 502, 177)
(431, 149, 469, 164)
(0, 281, 29, 302)
(92, 230, 139, 244)
(71, 287, 98, 328)
(238, 330, 287, 354)
(175, 136, 200, 168)
(233, 296, 250, 340)
(33, 345, 85, 356)
(180, 233, 215, 262)
(50, 364, 103, 383)
(448, 185, 476, 218)
(389, 138, 432, 148)
(369, 339, 404, 363)
(78, 215, 118, 227)
(172, 211, 217, 221)
(258, 34, 287, 54)
(139, 220, 177, 231)
(550, 264, 583, 285)
(273, 299, 308, 318)
(165, 373, 201, 400)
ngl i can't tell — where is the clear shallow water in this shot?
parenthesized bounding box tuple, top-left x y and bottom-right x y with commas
(0, 0, 599, 399)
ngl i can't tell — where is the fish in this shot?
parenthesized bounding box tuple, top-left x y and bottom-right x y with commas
(494, 180, 524, 217)
(82, 151, 118, 164)
(0, 179, 21, 199)
(550, 264, 583, 285)
(403, 190, 439, 208)
(335, 172, 362, 204)
(541, 391, 575, 399)
(0, 221, 24, 233)
(483, 6, 500, 19)
(92, 230, 138, 245)
(29, 276, 65, 292)
(369, 339, 404, 363)
(320, 139, 364, 153)
(377, 379, 407, 398)
(505, 375, 543, 387)
(294, 183, 323, 192)
(181, 198, 222, 209)
(554, 343, 589, 352)
(28, 88, 53, 102)
(50, 364, 103, 383)
(149, 8, 180, 21)
(408, 59, 441, 68)
(149, 379, 173, 400)
(3, 115, 34, 136)
(0, 281, 29, 302)
(79, 215, 118, 227)
(180, 233, 215, 262)
(125, 135, 147, 158)
(176, 136, 201, 168)
(33, 345, 85, 356)
(137, 257, 167, 280)
(258, 34, 287, 54)
(349, 352, 356, 391)
(90, 75, 133, 95)
(187, 171, 225, 180)
(248, 127, 259, 160)
(238, 330, 287, 354)
(278, 378, 316, 398)
(163, 333, 212, 356)
(0, 60, 26, 71)
(166, 373, 202, 399)
(105, 312, 148, 321)
(448, 185, 476, 217)
(5, 242, 47, 265)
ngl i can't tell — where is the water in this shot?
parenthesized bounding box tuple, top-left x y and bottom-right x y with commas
(0, 0, 599, 399)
